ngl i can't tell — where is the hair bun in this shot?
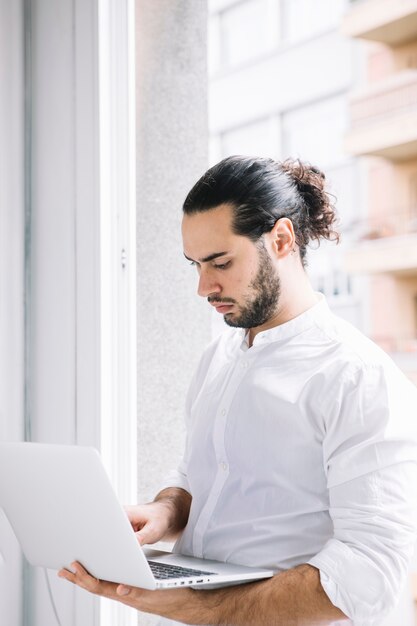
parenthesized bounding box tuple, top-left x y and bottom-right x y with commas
(280, 158, 325, 192)
(279, 158, 339, 246)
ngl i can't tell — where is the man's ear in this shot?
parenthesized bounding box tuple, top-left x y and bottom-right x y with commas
(269, 218, 296, 259)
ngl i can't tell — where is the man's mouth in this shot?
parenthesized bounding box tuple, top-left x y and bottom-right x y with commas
(210, 302, 234, 314)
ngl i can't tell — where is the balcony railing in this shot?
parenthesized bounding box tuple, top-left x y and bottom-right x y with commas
(345, 70, 417, 160)
(350, 72, 417, 128)
(344, 207, 417, 241)
(367, 334, 417, 384)
(372, 335, 417, 355)
(342, 0, 417, 46)
(377, 339, 417, 383)
(343, 208, 417, 275)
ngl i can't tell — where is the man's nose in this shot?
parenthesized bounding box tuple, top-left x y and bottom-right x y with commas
(197, 270, 221, 298)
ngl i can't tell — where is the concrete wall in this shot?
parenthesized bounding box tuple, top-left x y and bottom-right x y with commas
(135, 0, 211, 503)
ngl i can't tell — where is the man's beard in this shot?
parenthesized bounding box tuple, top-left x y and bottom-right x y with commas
(211, 243, 281, 329)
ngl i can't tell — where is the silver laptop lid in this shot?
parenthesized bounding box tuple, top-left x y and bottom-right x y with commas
(0, 442, 156, 588)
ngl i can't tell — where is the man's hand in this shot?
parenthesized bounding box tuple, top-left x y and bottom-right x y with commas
(125, 487, 192, 545)
(58, 561, 198, 622)
(58, 561, 348, 626)
(125, 502, 175, 545)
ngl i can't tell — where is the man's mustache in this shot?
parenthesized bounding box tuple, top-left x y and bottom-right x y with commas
(207, 296, 236, 305)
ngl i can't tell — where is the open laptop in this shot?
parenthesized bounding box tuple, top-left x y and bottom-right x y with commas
(0, 442, 273, 589)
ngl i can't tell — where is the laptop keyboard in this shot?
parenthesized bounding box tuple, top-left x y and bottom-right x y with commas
(148, 560, 215, 580)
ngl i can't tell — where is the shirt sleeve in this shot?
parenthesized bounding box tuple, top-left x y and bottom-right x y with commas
(159, 461, 190, 493)
(309, 362, 417, 625)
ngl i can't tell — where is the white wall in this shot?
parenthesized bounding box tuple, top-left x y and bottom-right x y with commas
(0, 0, 24, 623)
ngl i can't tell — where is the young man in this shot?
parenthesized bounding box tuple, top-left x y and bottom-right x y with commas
(60, 156, 417, 625)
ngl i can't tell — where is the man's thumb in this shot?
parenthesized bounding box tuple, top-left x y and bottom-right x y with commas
(135, 531, 147, 545)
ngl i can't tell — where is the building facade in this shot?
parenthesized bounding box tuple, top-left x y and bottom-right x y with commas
(342, 0, 417, 618)
(208, 0, 366, 339)
(343, 0, 417, 387)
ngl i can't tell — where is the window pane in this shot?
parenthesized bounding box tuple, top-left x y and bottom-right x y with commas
(220, 0, 279, 68)
(325, 162, 360, 233)
(282, 96, 348, 169)
(281, 0, 346, 44)
(221, 116, 280, 159)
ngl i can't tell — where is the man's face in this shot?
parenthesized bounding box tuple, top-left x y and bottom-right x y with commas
(182, 204, 281, 329)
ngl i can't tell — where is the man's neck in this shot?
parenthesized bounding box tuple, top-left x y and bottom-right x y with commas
(247, 288, 319, 348)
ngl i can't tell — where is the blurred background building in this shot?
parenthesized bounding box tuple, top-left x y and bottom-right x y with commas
(342, 1, 417, 613)
(343, 0, 417, 386)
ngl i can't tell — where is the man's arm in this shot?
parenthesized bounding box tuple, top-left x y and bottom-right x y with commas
(188, 565, 347, 626)
(125, 487, 192, 544)
(59, 561, 348, 625)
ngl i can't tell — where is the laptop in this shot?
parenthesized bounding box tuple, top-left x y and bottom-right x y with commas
(0, 442, 273, 589)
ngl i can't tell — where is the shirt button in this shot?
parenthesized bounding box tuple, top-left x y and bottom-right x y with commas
(220, 462, 228, 471)
(241, 361, 248, 368)
(221, 408, 226, 416)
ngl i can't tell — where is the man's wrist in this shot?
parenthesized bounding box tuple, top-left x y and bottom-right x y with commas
(154, 487, 192, 535)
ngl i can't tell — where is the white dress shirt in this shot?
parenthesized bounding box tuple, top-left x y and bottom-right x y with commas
(160, 296, 417, 626)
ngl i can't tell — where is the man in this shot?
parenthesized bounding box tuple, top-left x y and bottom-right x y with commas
(60, 156, 417, 625)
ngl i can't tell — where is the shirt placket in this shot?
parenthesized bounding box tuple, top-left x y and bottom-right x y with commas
(192, 351, 252, 558)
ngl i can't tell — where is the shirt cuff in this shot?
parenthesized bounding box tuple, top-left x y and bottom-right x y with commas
(159, 468, 190, 494)
(308, 539, 390, 626)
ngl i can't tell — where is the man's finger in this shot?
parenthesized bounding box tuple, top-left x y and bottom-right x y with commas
(117, 584, 132, 596)
(135, 528, 156, 544)
(134, 521, 161, 545)
(58, 562, 118, 597)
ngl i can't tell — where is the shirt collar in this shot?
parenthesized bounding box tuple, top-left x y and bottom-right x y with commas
(238, 293, 331, 350)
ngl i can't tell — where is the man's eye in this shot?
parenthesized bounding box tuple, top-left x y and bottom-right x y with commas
(214, 261, 231, 270)
(189, 261, 201, 272)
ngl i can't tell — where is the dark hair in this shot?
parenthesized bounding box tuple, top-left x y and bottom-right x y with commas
(183, 155, 339, 265)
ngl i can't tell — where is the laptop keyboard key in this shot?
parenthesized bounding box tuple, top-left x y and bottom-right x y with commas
(148, 560, 215, 580)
